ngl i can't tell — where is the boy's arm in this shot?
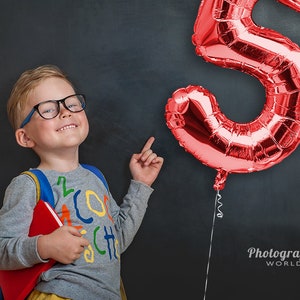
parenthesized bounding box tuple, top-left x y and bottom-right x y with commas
(111, 137, 163, 252)
(0, 175, 44, 270)
(111, 180, 153, 253)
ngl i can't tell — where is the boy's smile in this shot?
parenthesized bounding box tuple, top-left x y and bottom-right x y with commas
(57, 124, 78, 132)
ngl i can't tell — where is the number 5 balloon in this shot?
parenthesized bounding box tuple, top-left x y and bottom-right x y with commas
(165, 0, 300, 191)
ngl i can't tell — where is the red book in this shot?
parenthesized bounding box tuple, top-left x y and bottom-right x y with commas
(0, 200, 63, 300)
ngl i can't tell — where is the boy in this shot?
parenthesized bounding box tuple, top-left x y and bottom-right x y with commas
(0, 65, 164, 299)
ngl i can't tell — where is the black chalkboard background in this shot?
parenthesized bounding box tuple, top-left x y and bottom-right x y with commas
(0, 1, 300, 299)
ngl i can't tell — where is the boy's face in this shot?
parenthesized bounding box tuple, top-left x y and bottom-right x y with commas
(18, 77, 89, 154)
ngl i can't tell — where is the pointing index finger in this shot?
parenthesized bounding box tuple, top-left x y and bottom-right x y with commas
(141, 136, 155, 152)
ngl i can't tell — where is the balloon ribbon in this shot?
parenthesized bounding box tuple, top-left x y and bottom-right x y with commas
(203, 190, 223, 300)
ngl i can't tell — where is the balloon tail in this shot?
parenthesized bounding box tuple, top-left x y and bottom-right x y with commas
(203, 190, 223, 300)
(213, 169, 228, 191)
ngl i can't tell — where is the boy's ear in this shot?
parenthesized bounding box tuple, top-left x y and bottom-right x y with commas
(15, 129, 35, 148)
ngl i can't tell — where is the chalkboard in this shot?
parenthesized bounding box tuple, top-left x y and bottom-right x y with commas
(0, 1, 299, 299)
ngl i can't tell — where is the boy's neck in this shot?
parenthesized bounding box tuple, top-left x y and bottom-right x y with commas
(38, 161, 80, 172)
(37, 153, 80, 172)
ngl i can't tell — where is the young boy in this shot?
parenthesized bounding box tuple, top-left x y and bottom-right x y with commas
(0, 65, 164, 299)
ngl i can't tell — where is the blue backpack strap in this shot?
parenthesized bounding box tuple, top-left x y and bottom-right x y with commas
(81, 164, 109, 192)
(22, 169, 55, 208)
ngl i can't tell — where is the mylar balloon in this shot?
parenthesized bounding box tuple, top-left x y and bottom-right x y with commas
(165, 0, 300, 190)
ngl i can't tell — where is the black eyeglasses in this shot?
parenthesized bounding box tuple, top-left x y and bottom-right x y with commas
(20, 94, 86, 128)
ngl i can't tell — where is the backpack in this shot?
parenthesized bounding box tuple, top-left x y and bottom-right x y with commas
(23, 164, 110, 208)
(0, 164, 127, 300)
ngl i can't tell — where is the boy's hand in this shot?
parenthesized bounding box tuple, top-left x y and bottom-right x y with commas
(38, 226, 90, 264)
(129, 136, 164, 186)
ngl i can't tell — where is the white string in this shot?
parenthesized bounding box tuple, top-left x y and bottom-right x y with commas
(203, 190, 223, 300)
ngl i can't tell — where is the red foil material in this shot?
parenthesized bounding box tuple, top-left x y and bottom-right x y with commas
(166, 0, 300, 190)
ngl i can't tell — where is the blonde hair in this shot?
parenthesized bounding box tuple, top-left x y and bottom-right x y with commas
(7, 65, 73, 130)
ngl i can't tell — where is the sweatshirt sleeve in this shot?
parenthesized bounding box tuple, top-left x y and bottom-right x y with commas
(0, 174, 46, 270)
(111, 180, 153, 253)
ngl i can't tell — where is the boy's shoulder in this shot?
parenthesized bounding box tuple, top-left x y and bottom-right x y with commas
(80, 164, 109, 192)
(22, 169, 54, 207)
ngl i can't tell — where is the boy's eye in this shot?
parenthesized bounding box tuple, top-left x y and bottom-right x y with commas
(65, 97, 82, 111)
(43, 108, 56, 114)
(67, 103, 77, 109)
(39, 102, 57, 116)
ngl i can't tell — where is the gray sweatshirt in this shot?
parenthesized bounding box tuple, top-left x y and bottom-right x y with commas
(0, 165, 153, 299)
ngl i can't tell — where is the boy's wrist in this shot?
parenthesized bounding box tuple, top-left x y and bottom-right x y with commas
(37, 235, 51, 261)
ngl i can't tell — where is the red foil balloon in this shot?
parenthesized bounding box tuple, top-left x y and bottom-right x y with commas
(165, 0, 300, 190)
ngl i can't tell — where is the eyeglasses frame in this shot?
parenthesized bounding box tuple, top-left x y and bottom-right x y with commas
(19, 94, 86, 128)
